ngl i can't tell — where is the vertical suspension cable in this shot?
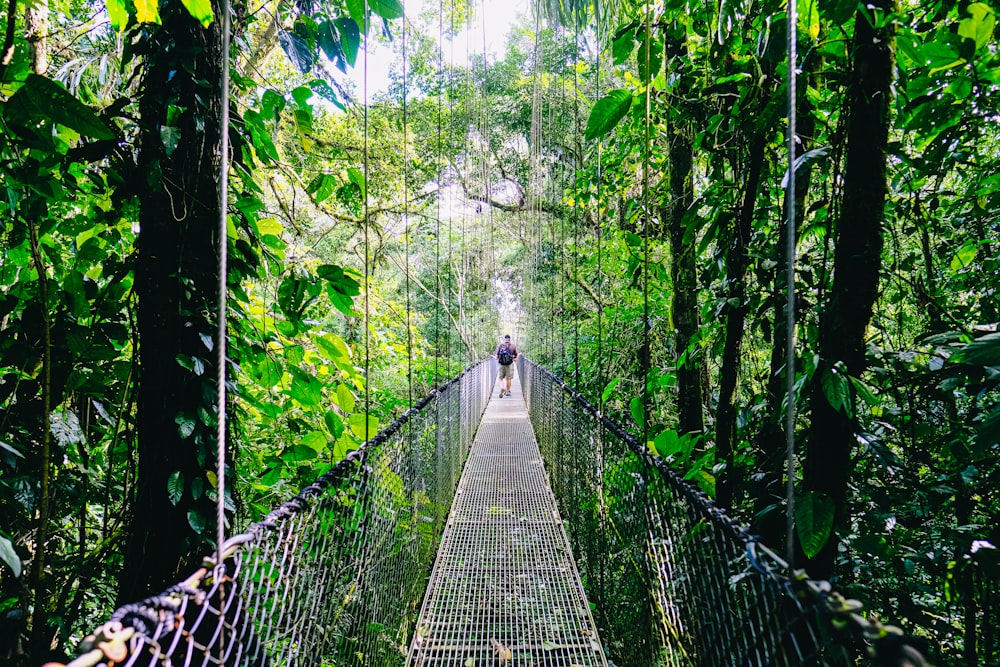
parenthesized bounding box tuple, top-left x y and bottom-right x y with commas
(785, 0, 799, 567)
(403, 13, 413, 406)
(215, 0, 231, 575)
(572, 13, 582, 380)
(435, 0, 444, 383)
(479, 0, 493, 354)
(531, 5, 542, 359)
(363, 0, 371, 443)
(595, 0, 605, 409)
(640, 0, 652, 442)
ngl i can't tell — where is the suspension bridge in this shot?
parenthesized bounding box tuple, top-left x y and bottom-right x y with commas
(51, 357, 914, 667)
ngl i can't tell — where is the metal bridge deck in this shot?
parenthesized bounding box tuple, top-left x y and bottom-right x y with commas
(408, 373, 608, 666)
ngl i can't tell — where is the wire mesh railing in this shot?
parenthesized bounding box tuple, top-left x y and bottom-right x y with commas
(54, 359, 498, 667)
(517, 356, 929, 667)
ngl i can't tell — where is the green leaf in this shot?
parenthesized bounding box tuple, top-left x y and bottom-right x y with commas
(369, 0, 404, 19)
(601, 377, 620, 404)
(798, 0, 820, 40)
(134, 0, 161, 23)
(324, 409, 345, 438)
(289, 367, 323, 407)
(314, 333, 351, 363)
(187, 509, 206, 534)
(257, 217, 283, 235)
(795, 491, 835, 559)
(950, 240, 978, 270)
(584, 89, 633, 141)
(951, 333, 1000, 366)
(105, 0, 128, 30)
(0, 535, 21, 578)
(336, 384, 356, 412)
(160, 125, 181, 156)
(167, 471, 184, 505)
(349, 413, 379, 441)
(175, 414, 196, 439)
(281, 444, 318, 462)
(820, 365, 852, 416)
(848, 376, 879, 409)
(336, 18, 361, 67)
(5, 74, 115, 140)
(818, 0, 857, 25)
(921, 41, 965, 75)
(279, 30, 315, 74)
(629, 396, 645, 431)
(301, 430, 328, 452)
(317, 21, 348, 72)
(958, 3, 995, 50)
(346, 0, 367, 32)
(612, 28, 635, 65)
(179, 0, 214, 27)
(347, 167, 366, 198)
(652, 429, 681, 457)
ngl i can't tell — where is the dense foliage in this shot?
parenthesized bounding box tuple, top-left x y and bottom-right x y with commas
(1, 0, 998, 664)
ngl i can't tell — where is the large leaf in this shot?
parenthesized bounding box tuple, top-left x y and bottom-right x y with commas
(167, 471, 184, 505)
(795, 491, 835, 559)
(318, 20, 348, 72)
(369, 0, 404, 20)
(134, 0, 161, 24)
(951, 333, 1000, 366)
(0, 535, 21, 577)
(629, 396, 645, 431)
(584, 89, 633, 141)
(289, 367, 323, 407)
(105, 0, 129, 30)
(179, 0, 213, 26)
(950, 240, 978, 270)
(346, 0, 367, 31)
(279, 30, 315, 74)
(820, 365, 852, 416)
(5, 74, 115, 140)
(336, 18, 361, 67)
(781, 146, 831, 188)
(958, 3, 995, 50)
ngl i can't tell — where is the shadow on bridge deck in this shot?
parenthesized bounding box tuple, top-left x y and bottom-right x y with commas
(408, 372, 608, 666)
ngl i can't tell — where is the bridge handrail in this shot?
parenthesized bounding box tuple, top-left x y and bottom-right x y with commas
(518, 355, 934, 667)
(53, 358, 499, 667)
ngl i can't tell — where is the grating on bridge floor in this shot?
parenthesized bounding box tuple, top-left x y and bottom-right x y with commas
(407, 372, 608, 667)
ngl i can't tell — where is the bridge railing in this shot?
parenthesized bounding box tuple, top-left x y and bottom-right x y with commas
(518, 356, 892, 667)
(55, 359, 498, 667)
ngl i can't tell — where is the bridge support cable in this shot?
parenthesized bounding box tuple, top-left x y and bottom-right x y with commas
(407, 370, 608, 666)
(54, 362, 498, 667)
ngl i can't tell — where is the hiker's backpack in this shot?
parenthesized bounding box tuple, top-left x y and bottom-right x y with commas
(498, 343, 514, 366)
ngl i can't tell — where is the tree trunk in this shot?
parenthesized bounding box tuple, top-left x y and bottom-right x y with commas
(118, 0, 226, 602)
(803, 0, 894, 578)
(715, 134, 766, 509)
(664, 133, 704, 438)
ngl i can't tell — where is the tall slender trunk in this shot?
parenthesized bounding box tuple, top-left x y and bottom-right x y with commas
(27, 224, 53, 661)
(118, 0, 226, 602)
(665, 132, 704, 438)
(803, 0, 894, 578)
(715, 134, 766, 509)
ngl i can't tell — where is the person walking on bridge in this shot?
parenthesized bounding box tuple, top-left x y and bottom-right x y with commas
(495, 334, 519, 398)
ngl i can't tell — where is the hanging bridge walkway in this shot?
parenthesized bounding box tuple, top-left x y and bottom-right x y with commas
(408, 374, 606, 666)
(59, 358, 879, 667)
